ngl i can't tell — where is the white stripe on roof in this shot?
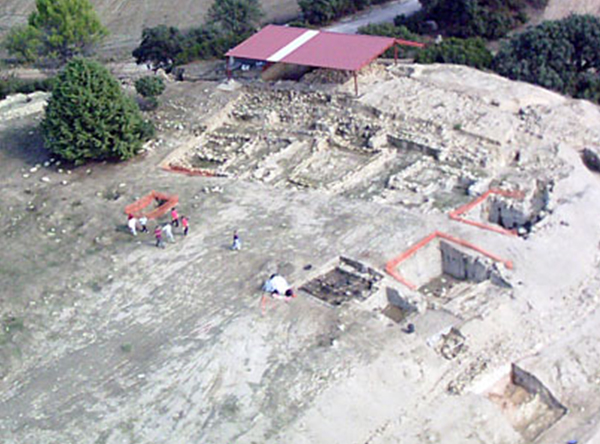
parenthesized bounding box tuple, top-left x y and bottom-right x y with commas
(267, 29, 319, 62)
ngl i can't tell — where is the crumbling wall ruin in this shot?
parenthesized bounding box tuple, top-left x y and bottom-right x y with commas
(440, 241, 494, 283)
(487, 181, 552, 233)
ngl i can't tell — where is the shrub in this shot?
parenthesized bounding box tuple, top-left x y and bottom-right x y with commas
(42, 58, 152, 164)
(358, 23, 423, 58)
(4, 0, 107, 65)
(135, 76, 165, 98)
(492, 15, 600, 102)
(0, 76, 55, 100)
(415, 37, 492, 69)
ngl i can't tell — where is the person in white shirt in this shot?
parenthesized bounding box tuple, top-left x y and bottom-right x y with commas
(139, 216, 148, 233)
(162, 223, 175, 243)
(127, 216, 137, 236)
(263, 274, 295, 299)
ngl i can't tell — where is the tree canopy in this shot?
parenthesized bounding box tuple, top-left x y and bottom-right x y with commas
(132, 26, 184, 71)
(42, 58, 152, 164)
(299, 0, 388, 25)
(493, 14, 600, 102)
(398, 0, 547, 39)
(133, 0, 262, 71)
(207, 0, 262, 35)
(5, 0, 107, 64)
(416, 37, 492, 69)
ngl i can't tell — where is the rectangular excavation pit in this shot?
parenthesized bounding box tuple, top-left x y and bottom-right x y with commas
(450, 182, 552, 237)
(486, 364, 567, 442)
(300, 257, 383, 307)
(288, 139, 379, 190)
(432, 326, 466, 360)
(386, 232, 512, 293)
(486, 182, 552, 236)
(382, 287, 418, 323)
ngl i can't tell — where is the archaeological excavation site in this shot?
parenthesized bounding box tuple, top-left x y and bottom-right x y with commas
(3, 24, 600, 444)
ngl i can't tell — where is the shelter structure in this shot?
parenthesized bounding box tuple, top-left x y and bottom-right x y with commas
(225, 25, 424, 95)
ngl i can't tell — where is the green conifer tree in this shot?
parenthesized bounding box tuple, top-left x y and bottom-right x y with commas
(5, 0, 107, 64)
(42, 58, 152, 164)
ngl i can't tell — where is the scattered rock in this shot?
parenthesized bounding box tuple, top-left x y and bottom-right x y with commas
(582, 147, 600, 172)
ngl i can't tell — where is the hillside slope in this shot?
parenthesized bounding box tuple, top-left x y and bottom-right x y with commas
(543, 0, 600, 19)
(0, 0, 299, 56)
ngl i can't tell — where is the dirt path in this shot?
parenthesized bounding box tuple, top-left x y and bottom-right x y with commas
(327, 0, 421, 34)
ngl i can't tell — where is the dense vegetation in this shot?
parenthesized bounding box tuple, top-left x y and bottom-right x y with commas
(42, 58, 153, 164)
(0, 77, 55, 100)
(358, 23, 423, 57)
(135, 76, 166, 110)
(416, 37, 492, 69)
(4, 0, 107, 65)
(493, 14, 600, 103)
(298, 0, 390, 25)
(397, 0, 548, 39)
(133, 0, 262, 71)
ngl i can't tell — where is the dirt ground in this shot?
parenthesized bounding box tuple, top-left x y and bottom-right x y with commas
(2, 61, 600, 444)
(0, 0, 300, 59)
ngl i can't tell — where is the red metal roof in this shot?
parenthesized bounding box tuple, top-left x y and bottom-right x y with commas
(225, 25, 308, 62)
(226, 25, 398, 72)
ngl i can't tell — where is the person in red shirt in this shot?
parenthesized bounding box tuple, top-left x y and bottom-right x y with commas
(170, 207, 179, 227)
(181, 216, 189, 236)
(154, 225, 165, 248)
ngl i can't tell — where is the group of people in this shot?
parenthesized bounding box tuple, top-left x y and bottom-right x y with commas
(127, 207, 189, 248)
(128, 207, 294, 300)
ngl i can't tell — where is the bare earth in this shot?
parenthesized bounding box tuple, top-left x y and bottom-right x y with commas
(1, 59, 600, 444)
(0, 0, 300, 58)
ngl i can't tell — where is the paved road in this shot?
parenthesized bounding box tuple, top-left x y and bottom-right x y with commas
(327, 0, 422, 34)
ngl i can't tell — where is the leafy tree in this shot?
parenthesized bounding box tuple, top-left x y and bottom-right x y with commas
(42, 58, 151, 164)
(5, 0, 107, 64)
(416, 37, 492, 69)
(299, 0, 389, 25)
(398, 0, 546, 39)
(132, 26, 184, 72)
(493, 15, 600, 101)
(207, 0, 263, 35)
(132, 0, 263, 69)
(4, 26, 43, 63)
(298, 0, 339, 24)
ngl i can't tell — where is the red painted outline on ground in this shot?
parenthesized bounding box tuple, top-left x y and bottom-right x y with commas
(124, 191, 179, 220)
(385, 230, 514, 290)
(162, 163, 216, 177)
(448, 188, 525, 236)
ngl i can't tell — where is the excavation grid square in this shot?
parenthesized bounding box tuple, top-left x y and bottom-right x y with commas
(301, 257, 382, 306)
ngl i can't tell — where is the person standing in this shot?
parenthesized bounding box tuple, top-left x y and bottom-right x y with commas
(182, 216, 189, 236)
(171, 207, 179, 227)
(139, 216, 148, 233)
(162, 223, 175, 243)
(231, 230, 241, 250)
(127, 214, 137, 236)
(154, 225, 165, 248)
